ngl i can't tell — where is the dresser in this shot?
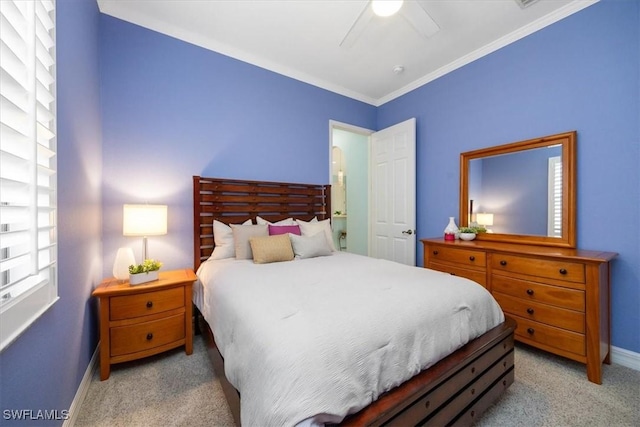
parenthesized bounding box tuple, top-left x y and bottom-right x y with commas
(92, 269, 197, 380)
(421, 238, 616, 384)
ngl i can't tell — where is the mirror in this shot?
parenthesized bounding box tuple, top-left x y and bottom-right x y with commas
(460, 131, 576, 248)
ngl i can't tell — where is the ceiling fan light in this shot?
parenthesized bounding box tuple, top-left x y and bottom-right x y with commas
(371, 0, 403, 17)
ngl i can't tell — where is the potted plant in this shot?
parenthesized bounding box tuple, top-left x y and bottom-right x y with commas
(458, 227, 476, 241)
(458, 226, 487, 241)
(128, 259, 163, 285)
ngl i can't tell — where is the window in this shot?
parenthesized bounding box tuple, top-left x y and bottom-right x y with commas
(0, 0, 57, 351)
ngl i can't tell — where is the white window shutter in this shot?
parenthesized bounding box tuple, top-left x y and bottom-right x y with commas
(0, 0, 58, 351)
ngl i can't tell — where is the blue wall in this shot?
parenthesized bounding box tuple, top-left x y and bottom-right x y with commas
(99, 14, 377, 277)
(0, 0, 103, 424)
(378, 0, 639, 353)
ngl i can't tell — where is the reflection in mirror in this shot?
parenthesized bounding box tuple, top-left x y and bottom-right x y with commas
(460, 131, 576, 248)
(468, 144, 562, 237)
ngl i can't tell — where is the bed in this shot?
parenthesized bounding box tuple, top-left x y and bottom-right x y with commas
(192, 176, 516, 426)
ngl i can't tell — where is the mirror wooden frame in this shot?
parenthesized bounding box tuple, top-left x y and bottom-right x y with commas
(459, 131, 577, 248)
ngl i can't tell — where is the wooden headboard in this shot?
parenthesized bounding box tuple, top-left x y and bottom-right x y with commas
(193, 176, 331, 270)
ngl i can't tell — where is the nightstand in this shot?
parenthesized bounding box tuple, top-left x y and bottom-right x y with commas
(92, 269, 197, 380)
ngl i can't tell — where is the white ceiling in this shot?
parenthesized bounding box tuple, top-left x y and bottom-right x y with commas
(97, 0, 598, 106)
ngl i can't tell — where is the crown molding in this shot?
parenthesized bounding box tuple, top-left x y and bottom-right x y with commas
(98, 0, 599, 108)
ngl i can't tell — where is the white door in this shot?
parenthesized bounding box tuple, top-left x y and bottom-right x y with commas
(370, 118, 416, 265)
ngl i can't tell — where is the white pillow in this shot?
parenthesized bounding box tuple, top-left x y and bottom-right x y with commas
(256, 216, 296, 226)
(210, 219, 251, 260)
(289, 232, 332, 259)
(296, 218, 336, 251)
(231, 224, 269, 259)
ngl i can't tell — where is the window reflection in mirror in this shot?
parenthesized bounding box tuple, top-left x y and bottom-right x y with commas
(468, 145, 562, 237)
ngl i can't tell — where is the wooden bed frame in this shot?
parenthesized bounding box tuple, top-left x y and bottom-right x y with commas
(192, 176, 516, 426)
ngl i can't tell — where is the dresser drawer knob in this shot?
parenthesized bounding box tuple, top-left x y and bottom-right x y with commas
(527, 308, 534, 315)
(433, 250, 439, 255)
(559, 268, 567, 275)
(146, 333, 153, 341)
(146, 301, 153, 308)
(469, 256, 475, 261)
(527, 328, 535, 335)
(526, 289, 534, 296)
(500, 260, 507, 266)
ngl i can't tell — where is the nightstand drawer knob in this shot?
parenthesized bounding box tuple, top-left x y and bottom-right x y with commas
(146, 301, 153, 308)
(146, 333, 153, 341)
(526, 289, 534, 295)
(527, 308, 534, 315)
(527, 328, 535, 335)
(500, 260, 507, 266)
(469, 256, 475, 261)
(559, 268, 567, 275)
(433, 250, 439, 255)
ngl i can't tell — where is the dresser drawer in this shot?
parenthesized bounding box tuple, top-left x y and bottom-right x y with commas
(492, 275, 584, 312)
(427, 247, 486, 268)
(513, 315, 585, 356)
(428, 262, 487, 287)
(110, 287, 185, 320)
(491, 254, 585, 283)
(493, 292, 584, 333)
(110, 314, 185, 357)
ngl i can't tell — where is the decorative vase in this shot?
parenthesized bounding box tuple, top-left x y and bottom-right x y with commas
(113, 247, 136, 282)
(444, 217, 459, 241)
(129, 270, 159, 286)
(459, 232, 476, 241)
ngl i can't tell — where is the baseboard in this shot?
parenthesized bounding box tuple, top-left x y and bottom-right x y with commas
(611, 345, 640, 371)
(63, 344, 99, 427)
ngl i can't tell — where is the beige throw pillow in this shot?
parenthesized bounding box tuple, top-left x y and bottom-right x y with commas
(249, 234, 294, 264)
(231, 224, 268, 259)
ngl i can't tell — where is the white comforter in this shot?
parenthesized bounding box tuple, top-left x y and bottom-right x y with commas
(197, 252, 504, 426)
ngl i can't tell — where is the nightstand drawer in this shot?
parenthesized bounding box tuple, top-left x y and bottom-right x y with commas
(492, 275, 584, 311)
(428, 247, 486, 268)
(491, 254, 585, 283)
(110, 287, 185, 320)
(493, 292, 585, 333)
(428, 262, 486, 287)
(110, 314, 185, 357)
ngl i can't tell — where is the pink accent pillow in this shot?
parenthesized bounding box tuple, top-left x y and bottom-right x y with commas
(268, 224, 301, 236)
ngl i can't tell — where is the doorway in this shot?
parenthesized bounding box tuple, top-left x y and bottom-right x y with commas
(329, 122, 372, 255)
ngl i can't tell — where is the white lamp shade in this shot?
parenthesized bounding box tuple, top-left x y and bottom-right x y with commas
(113, 247, 136, 281)
(476, 213, 494, 227)
(123, 204, 168, 236)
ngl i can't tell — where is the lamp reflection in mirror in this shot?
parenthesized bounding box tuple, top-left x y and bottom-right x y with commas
(123, 204, 167, 261)
(476, 212, 494, 233)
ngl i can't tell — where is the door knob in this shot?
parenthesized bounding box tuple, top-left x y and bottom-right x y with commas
(402, 229, 414, 235)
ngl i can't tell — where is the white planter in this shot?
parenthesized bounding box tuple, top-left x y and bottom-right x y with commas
(129, 270, 159, 286)
(459, 232, 477, 241)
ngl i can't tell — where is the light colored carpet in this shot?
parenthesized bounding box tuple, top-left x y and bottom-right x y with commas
(75, 335, 639, 426)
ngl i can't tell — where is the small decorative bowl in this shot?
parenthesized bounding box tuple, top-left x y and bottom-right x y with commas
(459, 232, 477, 241)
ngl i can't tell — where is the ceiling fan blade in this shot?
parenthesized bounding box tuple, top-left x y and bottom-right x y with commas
(400, 1, 440, 40)
(340, 2, 375, 49)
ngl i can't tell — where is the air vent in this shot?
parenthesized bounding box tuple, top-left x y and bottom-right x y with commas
(514, 0, 540, 9)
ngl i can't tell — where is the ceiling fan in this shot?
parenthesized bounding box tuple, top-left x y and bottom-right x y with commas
(340, 0, 440, 48)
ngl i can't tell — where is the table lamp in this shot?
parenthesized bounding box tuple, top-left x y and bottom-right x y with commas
(123, 204, 167, 261)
